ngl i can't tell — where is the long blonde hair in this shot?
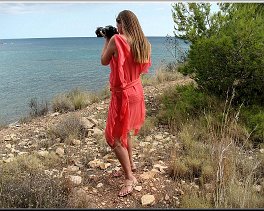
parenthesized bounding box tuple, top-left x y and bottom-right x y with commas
(117, 10, 151, 63)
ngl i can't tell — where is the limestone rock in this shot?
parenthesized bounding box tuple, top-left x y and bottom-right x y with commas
(97, 183, 103, 188)
(67, 165, 79, 172)
(99, 162, 111, 170)
(145, 136, 152, 142)
(5, 144, 12, 149)
(92, 128, 103, 136)
(50, 112, 60, 117)
(134, 186, 142, 192)
(165, 194, 170, 201)
(3, 157, 15, 163)
(72, 139, 81, 145)
(38, 150, 49, 157)
(18, 151, 28, 156)
(55, 147, 64, 157)
(88, 159, 110, 169)
(81, 117, 95, 129)
(141, 194, 155, 206)
(4, 134, 16, 141)
(154, 134, 163, 140)
(153, 164, 168, 173)
(69, 175, 82, 185)
(140, 170, 157, 180)
(87, 118, 98, 126)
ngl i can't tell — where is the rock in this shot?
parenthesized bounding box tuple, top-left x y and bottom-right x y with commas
(140, 170, 157, 180)
(99, 162, 111, 170)
(253, 185, 262, 192)
(145, 136, 152, 142)
(18, 141, 27, 147)
(4, 134, 15, 141)
(165, 194, 170, 201)
(6, 144, 12, 149)
(134, 186, 142, 192)
(153, 164, 168, 173)
(8, 153, 14, 158)
(139, 142, 149, 147)
(55, 147, 64, 157)
(92, 128, 103, 136)
(72, 139, 81, 145)
(97, 106, 104, 111)
(88, 159, 102, 168)
(3, 157, 15, 163)
(81, 117, 95, 129)
(18, 152, 28, 156)
(88, 159, 111, 170)
(260, 148, 264, 154)
(69, 175, 82, 185)
(97, 183, 103, 188)
(175, 188, 184, 196)
(154, 134, 163, 140)
(141, 194, 155, 206)
(50, 112, 60, 117)
(67, 165, 79, 172)
(88, 118, 98, 126)
(38, 150, 49, 157)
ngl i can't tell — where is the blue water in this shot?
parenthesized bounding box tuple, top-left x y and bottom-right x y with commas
(0, 37, 189, 125)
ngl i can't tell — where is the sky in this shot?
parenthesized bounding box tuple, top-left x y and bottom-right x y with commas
(0, 1, 219, 39)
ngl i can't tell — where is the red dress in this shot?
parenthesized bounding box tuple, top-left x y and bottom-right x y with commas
(105, 34, 151, 149)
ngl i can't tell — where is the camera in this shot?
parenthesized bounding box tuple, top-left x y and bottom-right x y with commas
(95, 25, 118, 39)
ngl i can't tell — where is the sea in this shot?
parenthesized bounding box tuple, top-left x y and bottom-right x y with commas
(0, 36, 189, 125)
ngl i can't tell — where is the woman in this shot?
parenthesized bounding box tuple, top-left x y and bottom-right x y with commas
(100, 10, 151, 197)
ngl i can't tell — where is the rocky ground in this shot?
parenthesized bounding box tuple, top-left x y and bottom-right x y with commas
(0, 76, 202, 208)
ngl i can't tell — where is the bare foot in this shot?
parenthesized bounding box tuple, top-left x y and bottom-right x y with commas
(118, 178, 138, 197)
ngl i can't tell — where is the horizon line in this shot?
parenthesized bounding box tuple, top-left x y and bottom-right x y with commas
(0, 35, 173, 40)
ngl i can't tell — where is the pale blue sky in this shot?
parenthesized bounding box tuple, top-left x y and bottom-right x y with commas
(0, 1, 219, 39)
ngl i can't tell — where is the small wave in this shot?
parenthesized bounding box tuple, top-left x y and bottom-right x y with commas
(34, 59, 57, 62)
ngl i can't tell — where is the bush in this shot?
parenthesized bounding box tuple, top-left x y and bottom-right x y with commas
(240, 105, 264, 145)
(48, 114, 86, 143)
(157, 83, 219, 130)
(52, 94, 75, 113)
(66, 88, 90, 110)
(52, 88, 90, 113)
(180, 4, 264, 105)
(0, 154, 70, 208)
(28, 98, 49, 117)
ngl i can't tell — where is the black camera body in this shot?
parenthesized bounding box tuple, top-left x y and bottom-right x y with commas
(95, 25, 118, 39)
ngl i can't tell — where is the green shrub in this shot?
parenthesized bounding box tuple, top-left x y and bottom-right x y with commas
(181, 4, 264, 106)
(240, 105, 264, 145)
(157, 83, 218, 129)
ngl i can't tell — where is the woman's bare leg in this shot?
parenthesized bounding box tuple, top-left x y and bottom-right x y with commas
(112, 140, 137, 196)
(127, 134, 136, 170)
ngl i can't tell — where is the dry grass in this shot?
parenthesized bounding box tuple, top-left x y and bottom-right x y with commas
(141, 65, 184, 87)
(28, 98, 49, 117)
(52, 87, 110, 114)
(48, 113, 86, 144)
(166, 89, 264, 208)
(138, 116, 156, 137)
(0, 153, 70, 208)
